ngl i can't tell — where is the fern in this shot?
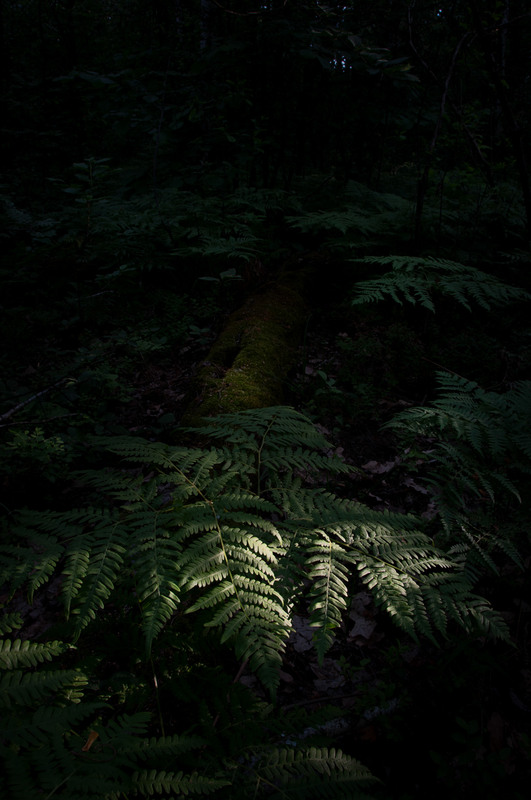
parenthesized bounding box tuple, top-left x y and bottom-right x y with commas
(289, 493, 510, 647)
(0, 609, 23, 635)
(0, 618, 381, 799)
(132, 769, 228, 796)
(0, 638, 69, 669)
(385, 372, 531, 572)
(181, 234, 261, 263)
(287, 181, 413, 250)
(244, 746, 378, 799)
(305, 533, 352, 661)
(0, 624, 223, 800)
(351, 255, 530, 312)
(2, 406, 509, 704)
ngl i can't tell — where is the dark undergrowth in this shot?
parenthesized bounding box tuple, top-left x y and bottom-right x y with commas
(3, 25, 531, 789)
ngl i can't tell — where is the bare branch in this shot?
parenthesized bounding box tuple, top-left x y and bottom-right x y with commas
(0, 378, 70, 424)
(209, 0, 288, 17)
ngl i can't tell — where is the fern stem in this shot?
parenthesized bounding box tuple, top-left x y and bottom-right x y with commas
(420, 356, 468, 381)
(254, 773, 292, 799)
(44, 770, 77, 800)
(150, 655, 166, 738)
(211, 657, 250, 731)
(256, 413, 277, 495)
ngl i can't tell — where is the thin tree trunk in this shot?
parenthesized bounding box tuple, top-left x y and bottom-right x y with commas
(469, 0, 531, 243)
(409, 16, 473, 245)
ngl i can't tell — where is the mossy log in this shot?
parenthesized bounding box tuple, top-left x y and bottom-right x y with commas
(181, 276, 309, 425)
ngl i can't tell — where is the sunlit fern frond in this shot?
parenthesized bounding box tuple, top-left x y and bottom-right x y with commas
(1, 406, 510, 700)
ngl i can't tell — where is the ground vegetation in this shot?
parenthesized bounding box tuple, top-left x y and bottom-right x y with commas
(1, 1, 531, 797)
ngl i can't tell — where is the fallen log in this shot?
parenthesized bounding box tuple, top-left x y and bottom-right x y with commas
(180, 273, 309, 425)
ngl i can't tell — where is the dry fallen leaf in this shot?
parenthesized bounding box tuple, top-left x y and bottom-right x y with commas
(348, 616, 377, 642)
(361, 459, 398, 474)
(289, 615, 315, 652)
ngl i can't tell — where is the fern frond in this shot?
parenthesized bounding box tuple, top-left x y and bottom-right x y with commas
(126, 733, 206, 761)
(186, 234, 261, 262)
(305, 535, 351, 662)
(3, 701, 105, 750)
(214, 491, 279, 517)
(0, 532, 64, 602)
(70, 521, 128, 640)
(287, 184, 412, 251)
(186, 553, 291, 694)
(62, 541, 91, 618)
(0, 610, 23, 635)
(263, 446, 351, 479)
(289, 209, 370, 235)
(94, 435, 223, 476)
(0, 669, 87, 709)
(125, 513, 183, 655)
(398, 373, 530, 470)
(0, 639, 70, 670)
(132, 768, 230, 795)
(3, 403, 512, 697)
(305, 498, 508, 643)
(250, 746, 378, 799)
(351, 255, 530, 311)
(188, 406, 335, 455)
(386, 371, 530, 574)
(3, 706, 142, 800)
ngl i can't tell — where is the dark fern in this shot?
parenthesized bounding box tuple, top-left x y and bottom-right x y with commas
(351, 255, 530, 312)
(0, 639, 225, 799)
(0, 612, 379, 799)
(240, 745, 378, 799)
(287, 181, 412, 250)
(384, 372, 531, 574)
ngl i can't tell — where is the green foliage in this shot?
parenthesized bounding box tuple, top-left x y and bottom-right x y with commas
(0, 628, 227, 800)
(2, 2, 531, 796)
(242, 746, 378, 799)
(287, 182, 413, 250)
(0, 617, 378, 800)
(45, 179, 290, 279)
(0, 638, 69, 669)
(351, 256, 531, 312)
(3, 427, 74, 483)
(2, 407, 508, 708)
(385, 372, 531, 574)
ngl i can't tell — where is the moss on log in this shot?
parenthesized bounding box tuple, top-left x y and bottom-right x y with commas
(181, 277, 309, 424)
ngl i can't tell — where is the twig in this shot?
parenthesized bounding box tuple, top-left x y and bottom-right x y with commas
(0, 378, 70, 424)
(408, 6, 478, 241)
(209, 0, 288, 17)
(282, 692, 360, 711)
(0, 413, 79, 430)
